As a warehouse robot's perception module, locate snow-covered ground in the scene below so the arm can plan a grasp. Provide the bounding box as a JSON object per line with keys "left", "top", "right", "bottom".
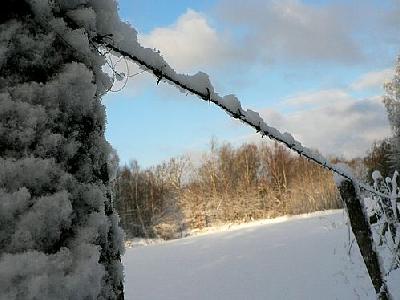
{"left": 123, "top": 210, "right": 398, "bottom": 299}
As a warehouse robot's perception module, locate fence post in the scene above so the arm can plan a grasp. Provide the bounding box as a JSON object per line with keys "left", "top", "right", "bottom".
{"left": 337, "top": 179, "right": 390, "bottom": 300}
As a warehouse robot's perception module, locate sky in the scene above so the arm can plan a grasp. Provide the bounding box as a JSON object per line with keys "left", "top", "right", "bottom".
{"left": 103, "top": 0, "right": 400, "bottom": 167}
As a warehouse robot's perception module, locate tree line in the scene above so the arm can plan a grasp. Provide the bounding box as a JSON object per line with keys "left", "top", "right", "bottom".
{"left": 113, "top": 122, "right": 400, "bottom": 241}
{"left": 113, "top": 140, "right": 347, "bottom": 240}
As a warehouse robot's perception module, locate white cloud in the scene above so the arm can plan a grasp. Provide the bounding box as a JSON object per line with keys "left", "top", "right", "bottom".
{"left": 285, "top": 89, "right": 353, "bottom": 107}
{"left": 217, "top": 0, "right": 362, "bottom": 64}
{"left": 351, "top": 68, "right": 394, "bottom": 91}
{"left": 216, "top": 0, "right": 400, "bottom": 66}
{"left": 260, "top": 95, "right": 390, "bottom": 158}
{"left": 236, "top": 67, "right": 395, "bottom": 158}
{"left": 139, "top": 9, "right": 232, "bottom": 72}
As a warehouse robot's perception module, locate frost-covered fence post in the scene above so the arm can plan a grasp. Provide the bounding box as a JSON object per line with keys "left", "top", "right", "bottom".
{"left": 336, "top": 179, "right": 390, "bottom": 300}
{"left": 0, "top": 1, "right": 125, "bottom": 299}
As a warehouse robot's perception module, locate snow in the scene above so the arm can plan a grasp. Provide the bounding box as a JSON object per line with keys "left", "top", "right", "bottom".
{"left": 4, "top": 2, "right": 395, "bottom": 298}
{"left": 372, "top": 170, "right": 383, "bottom": 182}
{"left": 333, "top": 163, "right": 353, "bottom": 186}
{"left": 1, "top": 3, "right": 125, "bottom": 298}
{"left": 222, "top": 95, "right": 242, "bottom": 114}
{"left": 123, "top": 210, "right": 399, "bottom": 300}
{"left": 390, "top": 171, "right": 399, "bottom": 220}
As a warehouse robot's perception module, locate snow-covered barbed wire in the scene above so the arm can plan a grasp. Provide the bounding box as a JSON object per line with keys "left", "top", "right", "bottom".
{"left": 92, "top": 37, "right": 395, "bottom": 201}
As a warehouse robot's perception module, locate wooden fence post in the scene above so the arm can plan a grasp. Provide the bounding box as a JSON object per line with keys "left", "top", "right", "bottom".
{"left": 337, "top": 179, "right": 390, "bottom": 300}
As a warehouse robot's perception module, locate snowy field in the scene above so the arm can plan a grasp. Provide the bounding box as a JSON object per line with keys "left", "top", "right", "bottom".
{"left": 123, "top": 210, "right": 398, "bottom": 300}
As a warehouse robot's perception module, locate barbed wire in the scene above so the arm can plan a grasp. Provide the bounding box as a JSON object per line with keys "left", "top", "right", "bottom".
{"left": 100, "top": 49, "right": 147, "bottom": 93}
{"left": 95, "top": 39, "right": 398, "bottom": 201}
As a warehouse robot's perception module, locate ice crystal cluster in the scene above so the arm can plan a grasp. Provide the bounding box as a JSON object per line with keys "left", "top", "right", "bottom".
{"left": 0, "top": 1, "right": 135, "bottom": 298}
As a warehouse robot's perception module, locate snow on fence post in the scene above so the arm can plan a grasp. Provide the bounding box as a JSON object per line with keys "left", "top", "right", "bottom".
{"left": 0, "top": 1, "right": 125, "bottom": 299}
{"left": 336, "top": 179, "right": 390, "bottom": 300}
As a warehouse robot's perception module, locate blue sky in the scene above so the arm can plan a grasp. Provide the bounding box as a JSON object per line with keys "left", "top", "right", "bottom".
{"left": 104, "top": 0, "right": 400, "bottom": 167}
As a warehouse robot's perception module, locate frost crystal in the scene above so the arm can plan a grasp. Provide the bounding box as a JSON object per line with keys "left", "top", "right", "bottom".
{"left": 1, "top": 1, "right": 127, "bottom": 299}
